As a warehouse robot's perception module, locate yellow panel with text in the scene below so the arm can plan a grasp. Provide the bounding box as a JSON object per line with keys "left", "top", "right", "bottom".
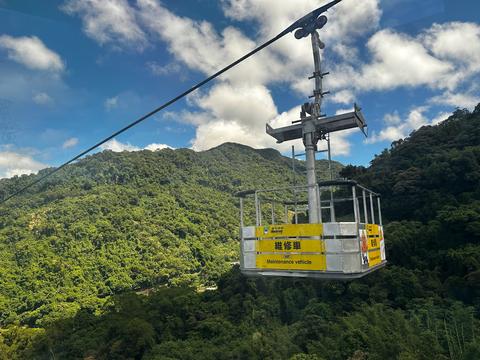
{"left": 367, "top": 237, "right": 381, "bottom": 250}
{"left": 256, "top": 254, "right": 326, "bottom": 271}
{"left": 256, "top": 239, "right": 324, "bottom": 253}
{"left": 366, "top": 224, "right": 380, "bottom": 236}
{"left": 255, "top": 224, "right": 323, "bottom": 238}
{"left": 368, "top": 249, "right": 382, "bottom": 267}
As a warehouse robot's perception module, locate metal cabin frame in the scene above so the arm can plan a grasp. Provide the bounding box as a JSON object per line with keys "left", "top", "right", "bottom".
{"left": 237, "top": 180, "right": 386, "bottom": 279}
{"left": 234, "top": 1, "right": 387, "bottom": 279}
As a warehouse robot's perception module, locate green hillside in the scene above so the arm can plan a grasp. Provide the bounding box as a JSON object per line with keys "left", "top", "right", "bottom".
{"left": 342, "top": 106, "right": 480, "bottom": 304}
{"left": 1, "top": 105, "right": 480, "bottom": 359}
{"left": 0, "top": 142, "right": 342, "bottom": 327}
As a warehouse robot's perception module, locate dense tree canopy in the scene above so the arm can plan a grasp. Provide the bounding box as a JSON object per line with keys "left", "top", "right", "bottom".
{"left": 0, "top": 143, "right": 341, "bottom": 327}
{"left": 0, "top": 105, "right": 479, "bottom": 359}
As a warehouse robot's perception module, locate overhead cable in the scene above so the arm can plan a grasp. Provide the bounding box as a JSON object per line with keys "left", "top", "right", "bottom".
{"left": 0, "top": 0, "right": 342, "bottom": 204}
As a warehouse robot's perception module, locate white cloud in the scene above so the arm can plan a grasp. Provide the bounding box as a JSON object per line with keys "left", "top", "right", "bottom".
{"left": 188, "top": 97, "right": 359, "bottom": 157}
{"left": 100, "top": 138, "right": 139, "bottom": 152}
{"left": 322, "top": 0, "right": 382, "bottom": 44}
{"left": 0, "top": 151, "right": 47, "bottom": 179}
{"left": 144, "top": 143, "right": 173, "bottom": 151}
{"left": 221, "top": 0, "right": 381, "bottom": 46}
{"left": 430, "top": 91, "right": 479, "bottom": 110}
{"left": 367, "top": 106, "right": 432, "bottom": 143}
{"left": 33, "top": 92, "right": 53, "bottom": 105}
{"left": 330, "top": 21, "right": 480, "bottom": 96}
{"left": 137, "top": 0, "right": 382, "bottom": 89}
{"left": 218, "top": 0, "right": 382, "bottom": 92}
{"left": 329, "top": 128, "right": 357, "bottom": 157}
{"left": 104, "top": 96, "right": 118, "bottom": 110}
{"left": 135, "top": 0, "right": 379, "bottom": 153}
{"left": 188, "top": 104, "right": 302, "bottom": 152}
{"left": 60, "top": 0, "right": 480, "bottom": 156}
{"left": 62, "top": 137, "right": 79, "bottom": 149}
{"left": 186, "top": 82, "right": 280, "bottom": 150}
{"left": 0, "top": 35, "right": 64, "bottom": 72}
{"left": 138, "top": 0, "right": 279, "bottom": 86}
{"left": 383, "top": 111, "right": 401, "bottom": 125}
{"left": 62, "top": 0, "right": 147, "bottom": 50}
{"left": 191, "top": 120, "right": 260, "bottom": 151}
{"left": 330, "top": 90, "right": 355, "bottom": 105}
{"left": 357, "top": 30, "right": 453, "bottom": 90}
{"left": 423, "top": 22, "right": 480, "bottom": 75}
{"left": 195, "top": 83, "right": 277, "bottom": 128}
{"left": 140, "top": 0, "right": 461, "bottom": 156}
{"left": 100, "top": 138, "right": 174, "bottom": 152}
{"left": 59, "top": 0, "right": 378, "bottom": 154}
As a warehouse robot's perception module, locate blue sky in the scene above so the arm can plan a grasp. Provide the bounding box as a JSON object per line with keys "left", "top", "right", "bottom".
{"left": 0, "top": 0, "right": 479, "bottom": 178}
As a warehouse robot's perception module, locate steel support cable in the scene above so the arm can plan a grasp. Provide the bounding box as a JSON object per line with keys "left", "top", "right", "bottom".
{"left": 0, "top": 0, "right": 342, "bottom": 205}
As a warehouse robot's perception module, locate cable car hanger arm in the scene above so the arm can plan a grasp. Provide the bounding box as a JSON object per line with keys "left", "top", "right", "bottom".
{"left": 282, "top": 0, "right": 343, "bottom": 38}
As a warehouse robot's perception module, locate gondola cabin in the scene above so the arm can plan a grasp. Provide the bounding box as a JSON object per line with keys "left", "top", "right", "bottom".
{"left": 235, "top": 7, "right": 387, "bottom": 279}
{"left": 237, "top": 180, "right": 386, "bottom": 279}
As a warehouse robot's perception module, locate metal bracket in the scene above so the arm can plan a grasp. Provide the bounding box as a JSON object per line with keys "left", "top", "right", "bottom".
{"left": 309, "top": 90, "right": 330, "bottom": 99}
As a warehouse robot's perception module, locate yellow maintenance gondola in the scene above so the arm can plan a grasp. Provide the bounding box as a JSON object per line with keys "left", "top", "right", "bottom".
{"left": 236, "top": 0, "right": 386, "bottom": 279}
{"left": 237, "top": 180, "right": 386, "bottom": 279}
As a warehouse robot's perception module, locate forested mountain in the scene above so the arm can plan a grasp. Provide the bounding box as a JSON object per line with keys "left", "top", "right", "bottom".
{"left": 1, "top": 105, "right": 480, "bottom": 359}
{"left": 0, "top": 142, "right": 341, "bottom": 327}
